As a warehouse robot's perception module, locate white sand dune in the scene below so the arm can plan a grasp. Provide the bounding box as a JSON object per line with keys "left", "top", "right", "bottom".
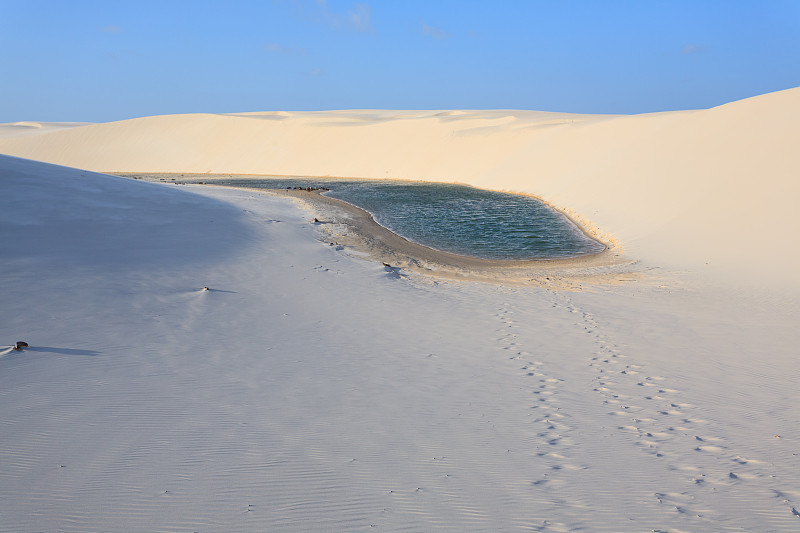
{"left": 1, "top": 88, "right": 798, "bottom": 288}
{"left": 1, "top": 88, "right": 799, "bottom": 531}
{"left": 0, "top": 121, "right": 93, "bottom": 139}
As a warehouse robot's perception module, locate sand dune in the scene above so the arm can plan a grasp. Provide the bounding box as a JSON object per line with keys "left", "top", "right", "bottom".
{"left": 0, "top": 121, "right": 93, "bottom": 139}
{"left": 1, "top": 154, "right": 799, "bottom": 531}
{"left": 5, "top": 90, "right": 798, "bottom": 288}
{"left": 1, "top": 90, "right": 799, "bottom": 531}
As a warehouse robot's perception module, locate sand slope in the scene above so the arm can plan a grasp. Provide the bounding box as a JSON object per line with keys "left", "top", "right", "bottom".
{"left": 2, "top": 155, "right": 799, "bottom": 531}
{"left": 2, "top": 87, "right": 800, "bottom": 530}
{"left": 2, "top": 87, "right": 798, "bottom": 288}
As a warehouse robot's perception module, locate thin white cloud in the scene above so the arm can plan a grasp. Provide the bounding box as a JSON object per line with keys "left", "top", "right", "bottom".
{"left": 420, "top": 21, "right": 450, "bottom": 40}
{"left": 100, "top": 25, "right": 123, "bottom": 34}
{"left": 348, "top": 3, "right": 374, "bottom": 32}
{"left": 292, "top": 0, "right": 374, "bottom": 33}
{"left": 682, "top": 43, "right": 706, "bottom": 55}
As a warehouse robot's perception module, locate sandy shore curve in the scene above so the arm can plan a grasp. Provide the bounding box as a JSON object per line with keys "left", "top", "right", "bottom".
{"left": 272, "top": 187, "right": 636, "bottom": 285}
{"left": 115, "top": 173, "right": 638, "bottom": 286}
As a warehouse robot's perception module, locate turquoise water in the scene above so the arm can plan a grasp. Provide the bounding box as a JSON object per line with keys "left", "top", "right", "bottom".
{"left": 182, "top": 177, "right": 604, "bottom": 260}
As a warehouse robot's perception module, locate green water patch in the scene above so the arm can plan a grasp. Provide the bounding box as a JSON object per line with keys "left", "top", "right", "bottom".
{"left": 145, "top": 175, "right": 605, "bottom": 260}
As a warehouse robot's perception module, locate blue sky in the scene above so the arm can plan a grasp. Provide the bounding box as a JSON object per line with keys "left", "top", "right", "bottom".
{"left": 1, "top": 0, "right": 799, "bottom": 122}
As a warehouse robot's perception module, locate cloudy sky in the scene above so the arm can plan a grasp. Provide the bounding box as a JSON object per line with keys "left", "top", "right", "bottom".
{"left": 1, "top": 0, "right": 799, "bottom": 122}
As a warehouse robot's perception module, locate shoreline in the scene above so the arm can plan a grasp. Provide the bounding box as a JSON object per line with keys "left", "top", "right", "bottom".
{"left": 114, "top": 171, "right": 608, "bottom": 249}
{"left": 113, "top": 173, "right": 637, "bottom": 286}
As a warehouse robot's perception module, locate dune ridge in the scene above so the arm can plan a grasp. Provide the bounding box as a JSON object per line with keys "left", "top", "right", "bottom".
{"left": 1, "top": 88, "right": 799, "bottom": 288}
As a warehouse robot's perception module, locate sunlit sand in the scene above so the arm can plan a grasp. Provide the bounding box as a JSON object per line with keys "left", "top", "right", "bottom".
{"left": 1, "top": 88, "right": 798, "bottom": 531}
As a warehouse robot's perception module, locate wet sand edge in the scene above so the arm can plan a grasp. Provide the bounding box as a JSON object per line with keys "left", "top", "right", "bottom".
{"left": 271, "top": 188, "right": 638, "bottom": 286}
{"left": 115, "top": 173, "right": 640, "bottom": 286}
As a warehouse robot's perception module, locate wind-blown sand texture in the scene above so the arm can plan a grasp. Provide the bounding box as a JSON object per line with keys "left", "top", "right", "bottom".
{"left": 1, "top": 88, "right": 799, "bottom": 531}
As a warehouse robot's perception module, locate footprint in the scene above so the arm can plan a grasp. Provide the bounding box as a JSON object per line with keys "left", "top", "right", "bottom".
{"left": 695, "top": 445, "right": 726, "bottom": 453}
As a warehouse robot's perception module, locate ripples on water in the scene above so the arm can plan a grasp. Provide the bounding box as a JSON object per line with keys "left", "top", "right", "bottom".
{"left": 180, "top": 177, "right": 605, "bottom": 260}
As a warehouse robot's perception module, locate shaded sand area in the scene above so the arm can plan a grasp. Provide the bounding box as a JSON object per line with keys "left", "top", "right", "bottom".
{"left": 1, "top": 88, "right": 800, "bottom": 531}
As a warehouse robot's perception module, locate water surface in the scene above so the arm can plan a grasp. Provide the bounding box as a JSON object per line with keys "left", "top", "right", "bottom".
{"left": 170, "top": 176, "right": 605, "bottom": 260}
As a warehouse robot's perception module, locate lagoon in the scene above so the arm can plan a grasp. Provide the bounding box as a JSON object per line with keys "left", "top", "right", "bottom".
{"left": 138, "top": 175, "right": 605, "bottom": 260}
